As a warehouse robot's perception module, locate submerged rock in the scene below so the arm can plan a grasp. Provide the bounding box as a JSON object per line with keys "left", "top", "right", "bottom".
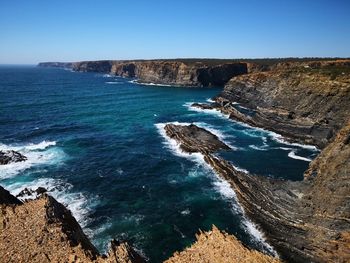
{"left": 0, "top": 150, "right": 27, "bottom": 165}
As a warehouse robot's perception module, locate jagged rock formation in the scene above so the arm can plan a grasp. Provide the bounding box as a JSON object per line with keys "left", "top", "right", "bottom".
{"left": 0, "top": 186, "right": 145, "bottom": 263}
{"left": 163, "top": 123, "right": 350, "bottom": 262}
{"left": 165, "top": 226, "right": 280, "bottom": 263}
{"left": 207, "top": 60, "right": 350, "bottom": 148}
{"left": 0, "top": 150, "right": 27, "bottom": 165}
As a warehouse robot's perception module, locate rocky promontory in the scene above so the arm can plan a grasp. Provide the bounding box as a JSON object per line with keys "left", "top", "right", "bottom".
{"left": 191, "top": 60, "right": 350, "bottom": 148}
{"left": 162, "top": 122, "right": 350, "bottom": 262}
{"left": 0, "top": 186, "right": 145, "bottom": 263}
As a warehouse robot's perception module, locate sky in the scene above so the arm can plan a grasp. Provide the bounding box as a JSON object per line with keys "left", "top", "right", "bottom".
{"left": 0, "top": 0, "right": 349, "bottom": 64}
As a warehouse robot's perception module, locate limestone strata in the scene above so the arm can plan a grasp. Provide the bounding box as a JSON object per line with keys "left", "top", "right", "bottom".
{"left": 165, "top": 226, "right": 280, "bottom": 263}
{"left": 163, "top": 123, "right": 350, "bottom": 262}
{"left": 212, "top": 60, "right": 350, "bottom": 148}
{"left": 0, "top": 186, "right": 145, "bottom": 263}
{"left": 71, "top": 60, "right": 249, "bottom": 87}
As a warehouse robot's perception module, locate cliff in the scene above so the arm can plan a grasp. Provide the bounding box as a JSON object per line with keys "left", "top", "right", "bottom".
{"left": 191, "top": 59, "right": 350, "bottom": 148}
{"left": 162, "top": 118, "right": 350, "bottom": 262}
{"left": 72, "top": 60, "right": 249, "bottom": 86}
{"left": 0, "top": 186, "right": 145, "bottom": 263}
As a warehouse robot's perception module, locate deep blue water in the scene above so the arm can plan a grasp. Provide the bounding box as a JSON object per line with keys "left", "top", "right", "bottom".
{"left": 0, "top": 66, "right": 318, "bottom": 262}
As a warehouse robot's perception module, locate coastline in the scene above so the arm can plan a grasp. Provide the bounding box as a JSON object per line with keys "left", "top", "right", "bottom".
{"left": 1, "top": 58, "right": 349, "bottom": 262}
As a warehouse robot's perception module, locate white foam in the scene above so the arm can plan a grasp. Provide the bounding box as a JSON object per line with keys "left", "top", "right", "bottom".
{"left": 181, "top": 209, "right": 191, "bottom": 215}
{"left": 155, "top": 122, "right": 205, "bottom": 164}
{"left": 105, "top": 81, "right": 123, "bottom": 85}
{"left": 129, "top": 79, "right": 175, "bottom": 87}
{"left": 102, "top": 74, "right": 113, "bottom": 78}
{"left": 0, "top": 141, "right": 64, "bottom": 179}
{"left": 5, "top": 178, "right": 95, "bottom": 229}
{"left": 210, "top": 170, "right": 276, "bottom": 255}
{"left": 184, "top": 102, "right": 319, "bottom": 152}
{"left": 0, "top": 140, "right": 56, "bottom": 152}
{"left": 184, "top": 102, "right": 229, "bottom": 120}
{"left": 288, "top": 151, "right": 312, "bottom": 162}
{"left": 249, "top": 144, "right": 268, "bottom": 151}
{"left": 243, "top": 220, "right": 277, "bottom": 256}
{"left": 155, "top": 122, "right": 278, "bottom": 256}
{"left": 270, "top": 133, "right": 319, "bottom": 151}
{"left": 206, "top": 98, "right": 215, "bottom": 103}
{"left": 279, "top": 147, "right": 293, "bottom": 151}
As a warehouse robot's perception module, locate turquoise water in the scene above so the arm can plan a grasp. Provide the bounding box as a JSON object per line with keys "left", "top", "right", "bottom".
{"left": 0, "top": 66, "right": 318, "bottom": 262}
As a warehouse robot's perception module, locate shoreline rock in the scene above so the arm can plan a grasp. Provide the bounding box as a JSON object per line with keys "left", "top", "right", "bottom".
{"left": 0, "top": 186, "right": 145, "bottom": 263}
{"left": 162, "top": 123, "right": 350, "bottom": 262}
{"left": 212, "top": 60, "right": 350, "bottom": 148}
{"left": 0, "top": 150, "right": 27, "bottom": 165}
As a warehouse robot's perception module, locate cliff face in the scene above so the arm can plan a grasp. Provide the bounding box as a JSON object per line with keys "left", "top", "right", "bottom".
{"left": 0, "top": 186, "right": 145, "bottom": 263}
{"left": 163, "top": 122, "right": 350, "bottom": 262}
{"left": 72, "top": 60, "right": 249, "bottom": 86}
{"left": 213, "top": 60, "right": 350, "bottom": 148}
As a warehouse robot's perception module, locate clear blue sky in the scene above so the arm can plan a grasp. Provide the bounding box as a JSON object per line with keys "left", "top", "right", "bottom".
{"left": 0, "top": 0, "right": 349, "bottom": 64}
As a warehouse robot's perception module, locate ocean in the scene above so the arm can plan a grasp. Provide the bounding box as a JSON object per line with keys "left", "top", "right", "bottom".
{"left": 0, "top": 66, "right": 318, "bottom": 262}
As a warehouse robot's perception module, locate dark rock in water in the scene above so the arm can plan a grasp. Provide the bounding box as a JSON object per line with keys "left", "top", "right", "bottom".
{"left": 163, "top": 123, "right": 350, "bottom": 262}
{"left": 16, "top": 187, "right": 48, "bottom": 199}
{"left": 36, "top": 187, "right": 47, "bottom": 195}
{"left": 0, "top": 150, "right": 27, "bottom": 165}
{"left": 164, "top": 124, "right": 230, "bottom": 154}
{"left": 191, "top": 102, "right": 215, "bottom": 110}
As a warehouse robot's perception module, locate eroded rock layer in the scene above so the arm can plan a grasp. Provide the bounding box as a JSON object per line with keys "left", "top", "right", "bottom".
{"left": 212, "top": 60, "right": 350, "bottom": 148}
{"left": 70, "top": 60, "right": 249, "bottom": 87}
{"left": 163, "top": 123, "right": 350, "bottom": 262}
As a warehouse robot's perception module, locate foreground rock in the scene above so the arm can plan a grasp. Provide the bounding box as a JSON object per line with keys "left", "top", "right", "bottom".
{"left": 0, "top": 150, "right": 27, "bottom": 165}
{"left": 163, "top": 123, "right": 350, "bottom": 262}
{"left": 165, "top": 226, "right": 280, "bottom": 263}
{"left": 0, "top": 186, "right": 145, "bottom": 263}
{"left": 209, "top": 60, "right": 350, "bottom": 148}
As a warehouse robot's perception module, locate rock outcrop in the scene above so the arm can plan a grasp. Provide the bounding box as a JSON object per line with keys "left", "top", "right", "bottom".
{"left": 0, "top": 186, "right": 145, "bottom": 263}
{"left": 0, "top": 150, "right": 27, "bottom": 165}
{"left": 208, "top": 60, "right": 350, "bottom": 148}
{"left": 71, "top": 60, "right": 249, "bottom": 87}
{"left": 162, "top": 123, "right": 350, "bottom": 262}
{"left": 165, "top": 226, "right": 280, "bottom": 263}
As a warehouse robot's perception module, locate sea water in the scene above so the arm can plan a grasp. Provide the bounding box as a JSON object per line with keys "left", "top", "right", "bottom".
{"left": 0, "top": 66, "right": 318, "bottom": 262}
